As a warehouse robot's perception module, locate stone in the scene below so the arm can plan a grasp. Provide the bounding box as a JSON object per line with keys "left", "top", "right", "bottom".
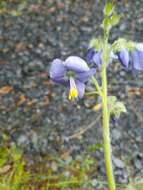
{"left": 112, "top": 129, "right": 122, "bottom": 141}
{"left": 113, "top": 156, "right": 125, "bottom": 169}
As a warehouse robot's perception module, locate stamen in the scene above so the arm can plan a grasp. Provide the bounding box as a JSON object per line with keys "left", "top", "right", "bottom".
{"left": 69, "top": 88, "right": 78, "bottom": 100}
{"left": 68, "top": 77, "right": 78, "bottom": 101}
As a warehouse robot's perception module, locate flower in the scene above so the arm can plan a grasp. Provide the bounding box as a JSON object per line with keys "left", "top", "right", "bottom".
{"left": 117, "top": 44, "right": 143, "bottom": 71}
{"left": 86, "top": 48, "right": 102, "bottom": 67}
{"left": 86, "top": 48, "right": 114, "bottom": 68}
{"left": 117, "top": 49, "right": 129, "bottom": 68}
{"left": 130, "top": 43, "right": 143, "bottom": 71}
{"left": 50, "top": 56, "right": 95, "bottom": 100}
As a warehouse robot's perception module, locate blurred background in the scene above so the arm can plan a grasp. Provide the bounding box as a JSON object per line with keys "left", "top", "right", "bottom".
{"left": 0, "top": 0, "right": 143, "bottom": 189}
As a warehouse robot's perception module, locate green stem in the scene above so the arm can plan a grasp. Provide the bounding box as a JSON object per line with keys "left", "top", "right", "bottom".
{"left": 102, "top": 36, "right": 116, "bottom": 190}
{"left": 85, "top": 91, "right": 99, "bottom": 96}
{"left": 91, "top": 76, "right": 102, "bottom": 97}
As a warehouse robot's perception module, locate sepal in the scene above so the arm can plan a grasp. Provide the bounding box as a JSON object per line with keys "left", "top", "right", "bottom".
{"left": 107, "top": 96, "right": 127, "bottom": 119}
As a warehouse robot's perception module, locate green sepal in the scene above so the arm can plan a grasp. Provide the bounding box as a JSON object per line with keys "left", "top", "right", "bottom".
{"left": 107, "top": 96, "right": 127, "bottom": 119}
{"left": 89, "top": 38, "right": 103, "bottom": 51}
{"left": 111, "top": 38, "right": 136, "bottom": 52}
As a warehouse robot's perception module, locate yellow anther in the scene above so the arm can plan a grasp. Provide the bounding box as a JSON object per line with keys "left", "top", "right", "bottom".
{"left": 68, "top": 88, "right": 78, "bottom": 101}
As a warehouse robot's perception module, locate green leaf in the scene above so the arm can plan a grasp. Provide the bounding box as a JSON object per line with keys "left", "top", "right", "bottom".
{"left": 11, "top": 145, "right": 22, "bottom": 161}
{"left": 135, "top": 179, "right": 143, "bottom": 190}
{"left": 87, "top": 143, "right": 103, "bottom": 152}
{"left": 126, "top": 179, "right": 143, "bottom": 190}
{"left": 0, "top": 147, "right": 9, "bottom": 167}
{"left": 0, "top": 2, "right": 7, "bottom": 9}
{"left": 102, "top": 18, "right": 112, "bottom": 32}
{"left": 17, "top": 1, "right": 27, "bottom": 11}
{"left": 10, "top": 10, "right": 21, "bottom": 17}
{"left": 110, "top": 13, "right": 121, "bottom": 26}
{"left": 104, "top": 2, "right": 114, "bottom": 16}
{"left": 102, "top": 13, "right": 121, "bottom": 32}
{"left": 126, "top": 183, "right": 136, "bottom": 190}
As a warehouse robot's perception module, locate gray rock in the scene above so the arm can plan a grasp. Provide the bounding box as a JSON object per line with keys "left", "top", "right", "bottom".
{"left": 51, "top": 162, "right": 58, "bottom": 172}
{"left": 112, "top": 129, "right": 122, "bottom": 141}
{"left": 119, "top": 23, "right": 126, "bottom": 31}
{"left": 134, "top": 158, "right": 142, "bottom": 170}
{"left": 17, "top": 135, "right": 29, "bottom": 145}
{"left": 91, "top": 179, "right": 97, "bottom": 187}
{"left": 113, "top": 156, "right": 125, "bottom": 169}
{"left": 23, "top": 60, "right": 44, "bottom": 73}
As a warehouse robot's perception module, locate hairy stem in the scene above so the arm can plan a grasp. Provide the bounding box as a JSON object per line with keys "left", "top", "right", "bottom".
{"left": 102, "top": 36, "right": 116, "bottom": 190}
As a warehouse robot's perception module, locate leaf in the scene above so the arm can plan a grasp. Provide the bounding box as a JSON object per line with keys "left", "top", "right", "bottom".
{"left": 104, "top": 2, "right": 114, "bottom": 16}
{"left": 110, "top": 13, "right": 121, "bottom": 26}
{"left": 11, "top": 145, "right": 22, "bottom": 161}
{"left": 135, "top": 179, "right": 143, "bottom": 190}
{"left": 102, "top": 13, "right": 121, "bottom": 32}
{"left": 10, "top": 10, "right": 21, "bottom": 16}
{"left": 0, "top": 86, "right": 13, "bottom": 95}
{"left": 136, "top": 183, "right": 143, "bottom": 190}
{"left": 87, "top": 143, "right": 103, "bottom": 152}
{"left": 102, "top": 18, "right": 112, "bottom": 32}
{"left": 126, "top": 183, "right": 136, "bottom": 190}
{"left": 17, "top": 1, "right": 27, "bottom": 11}
{"left": 126, "top": 179, "right": 143, "bottom": 190}
{"left": 0, "top": 165, "right": 11, "bottom": 174}
{"left": 0, "top": 183, "right": 10, "bottom": 190}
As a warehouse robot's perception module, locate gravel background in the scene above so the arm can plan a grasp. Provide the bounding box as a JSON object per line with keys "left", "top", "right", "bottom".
{"left": 0, "top": 0, "right": 143, "bottom": 187}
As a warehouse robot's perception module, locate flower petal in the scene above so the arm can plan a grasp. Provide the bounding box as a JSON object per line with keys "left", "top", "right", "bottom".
{"left": 117, "top": 49, "right": 129, "bottom": 68}
{"left": 86, "top": 48, "right": 102, "bottom": 67}
{"left": 76, "top": 68, "right": 96, "bottom": 82}
{"left": 75, "top": 80, "right": 85, "bottom": 99}
{"left": 86, "top": 48, "right": 96, "bottom": 64}
{"left": 69, "top": 77, "right": 76, "bottom": 89}
{"left": 64, "top": 56, "right": 89, "bottom": 72}
{"left": 110, "top": 51, "right": 118, "bottom": 60}
{"left": 136, "top": 43, "right": 143, "bottom": 51}
{"left": 130, "top": 50, "right": 143, "bottom": 71}
{"left": 51, "top": 77, "right": 68, "bottom": 85}
{"left": 92, "top": 50, "right": 102, "bottom": 66}
{"left": 50, "top": 58, "right": 66, "bottom": 79}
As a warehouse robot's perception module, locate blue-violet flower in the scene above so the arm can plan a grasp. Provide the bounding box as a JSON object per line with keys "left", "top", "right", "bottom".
{"left": 130, "top": 43, "right": 143, "bottom": 71}
{"left": 117, "top": 44, "right": 143, "bottom": 71}
{"left": 50, "top": 56, "right": 95, "bottom": 100}
{"left": 117, "top": 49, "right": 129, "bottom": 68}
{"left": 86, "top": 48, "right": 102, "bottom": 67}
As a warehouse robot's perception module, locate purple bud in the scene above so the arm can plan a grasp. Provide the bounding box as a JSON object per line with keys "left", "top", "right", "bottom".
{"left": 86, "top": 48, "right": 102, "bottom": 67}
{"left": 117, "top": 49, "right": 129, "bottom": 68}
{"left": 130, "top": 50, "right": 143, "bottom": 71}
